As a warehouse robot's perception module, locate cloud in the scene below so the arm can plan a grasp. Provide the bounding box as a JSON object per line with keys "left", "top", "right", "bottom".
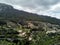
{"left": 0, "top": 0, "right": 60, "bottom": 10}
{"left": 44, "top": 3, "right": 60, "bottom": 19}
{"left": 0, "top": 0, "right": 60, "bottom": 19}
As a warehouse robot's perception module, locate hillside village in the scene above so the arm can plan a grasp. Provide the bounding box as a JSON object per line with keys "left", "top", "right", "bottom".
{"left": 18, "top": 20, "right": 60, "bottom": 33}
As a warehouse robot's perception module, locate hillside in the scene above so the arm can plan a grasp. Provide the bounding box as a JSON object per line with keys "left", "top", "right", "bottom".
{"left": 0, "top": 3, "right": 60, "bottom": 45}
{"left": 0, "top": 3, "right": 60, "bottom": 25}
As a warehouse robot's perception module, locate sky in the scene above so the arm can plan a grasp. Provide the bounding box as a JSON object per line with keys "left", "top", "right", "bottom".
{"left": 0, "top": 0, "right": 60, "bottom": 19}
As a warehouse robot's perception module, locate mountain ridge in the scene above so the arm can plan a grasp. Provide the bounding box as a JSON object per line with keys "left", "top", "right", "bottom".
{"left": 0, "top": 3, "right": 60, "bottom": 25}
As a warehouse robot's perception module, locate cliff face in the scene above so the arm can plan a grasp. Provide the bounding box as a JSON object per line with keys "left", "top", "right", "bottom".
{"left": 0, "top": 3, "right": 13, "bottom": 12}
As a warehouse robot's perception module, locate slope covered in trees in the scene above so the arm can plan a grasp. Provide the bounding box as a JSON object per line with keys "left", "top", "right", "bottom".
{"left": 0, "top": 3, "right": 60, "bottom": 25}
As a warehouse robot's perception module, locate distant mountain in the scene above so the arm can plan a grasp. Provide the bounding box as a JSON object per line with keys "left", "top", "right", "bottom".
{"left": 0, "top": 3, "right": 60, "bottom": 25}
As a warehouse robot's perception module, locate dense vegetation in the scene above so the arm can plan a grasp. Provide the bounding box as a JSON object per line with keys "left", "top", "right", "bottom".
{"left": 0, "top": 22, "right": 60, "bottom": 45}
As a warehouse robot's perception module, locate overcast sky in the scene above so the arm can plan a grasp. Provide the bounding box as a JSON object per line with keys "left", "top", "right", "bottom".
{"left": 0, "top": 0, "right": 60, "bottom": 19}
